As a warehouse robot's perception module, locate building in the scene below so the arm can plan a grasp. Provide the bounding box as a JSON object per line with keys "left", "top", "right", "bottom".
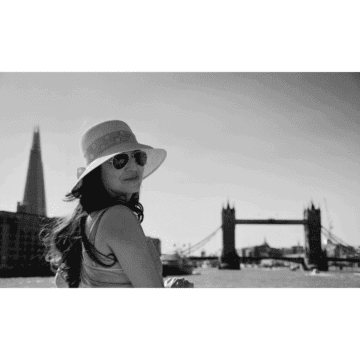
{"left": 0, "top": 210, "right": 53, "bottom": 276}
{"left": 17, "top": 127, "right": 47, "bottom": 216}
{"left": 241, "top": 238, "right": 283, "bottom": 258}
{"left": 0, "top": 127, "right": 53, "bottom": 277}
{"left": 241, "top": 239, "right": 304, "bottom": 259}
{"left": 240, "top": 247, "right": 253, "bottom": 257}
{"left": 325, "top": 239, "right": 356, "bottom": 258}
{"left": 281, "top": 243, "right": 305, "bottom": 256}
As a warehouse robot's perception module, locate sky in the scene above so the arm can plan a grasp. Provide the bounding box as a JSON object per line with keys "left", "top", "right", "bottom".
{"left": 0, "top": 72, "right": 359, "bottom": 255}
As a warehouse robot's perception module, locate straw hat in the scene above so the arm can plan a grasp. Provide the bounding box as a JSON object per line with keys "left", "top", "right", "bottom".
{"left": 71, "top": 120, "right": 167, "bottom": 193}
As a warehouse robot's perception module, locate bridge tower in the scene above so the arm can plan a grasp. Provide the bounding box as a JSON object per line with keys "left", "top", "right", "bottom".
{"left": 304, "top": 203, "right": 328, "bottom": 271}
{"left": 220, "top": 202, "right": 240, "bottom": 269}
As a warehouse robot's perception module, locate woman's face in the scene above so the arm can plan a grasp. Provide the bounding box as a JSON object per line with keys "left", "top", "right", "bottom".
{"left": 100, "top": 150, "right": 145, "bottom": 201}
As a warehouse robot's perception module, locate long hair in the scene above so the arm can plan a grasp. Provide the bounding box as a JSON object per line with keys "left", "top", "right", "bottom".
{"left": 41, "top": 166, "right": 144, "bottom": 288}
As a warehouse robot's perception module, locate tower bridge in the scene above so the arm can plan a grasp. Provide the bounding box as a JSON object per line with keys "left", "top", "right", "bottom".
{"left": 221, "top": 202, "right": 328, "bottom": 271}
{"left": 185, "top": 203, "right": 359, "bottom": 271}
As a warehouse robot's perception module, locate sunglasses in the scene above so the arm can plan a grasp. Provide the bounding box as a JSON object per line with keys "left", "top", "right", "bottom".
{"left": 109, "top": 151, "right": 147, "bottom": 170}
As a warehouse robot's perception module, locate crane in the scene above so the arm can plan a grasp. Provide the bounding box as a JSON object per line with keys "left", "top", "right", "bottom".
{"left": 323, "top": 198, "right": 333, "bottom": 244}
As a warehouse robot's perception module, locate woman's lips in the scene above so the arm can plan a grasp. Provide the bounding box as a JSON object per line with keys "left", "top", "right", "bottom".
{"left": 124, "top": 176, "right": 139, "bottom": 181}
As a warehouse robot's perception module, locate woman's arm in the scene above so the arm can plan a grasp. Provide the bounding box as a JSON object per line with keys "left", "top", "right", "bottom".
{"left": 164, "top": 277, "right": 194, "bottom": 288}
{"left": 98, "top": 205, "right": 164, "bottom": 288}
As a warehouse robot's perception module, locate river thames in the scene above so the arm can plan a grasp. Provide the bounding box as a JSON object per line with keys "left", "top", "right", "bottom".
{"left": 1, "top": 267, "right": 360, "bottom": 287}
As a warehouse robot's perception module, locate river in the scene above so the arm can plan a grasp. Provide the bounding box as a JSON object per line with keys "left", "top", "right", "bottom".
{"left": 1, "top": 267, "right": 360, "bottom": 287}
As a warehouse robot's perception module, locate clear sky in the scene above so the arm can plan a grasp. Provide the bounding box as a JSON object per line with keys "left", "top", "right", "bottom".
{"left": 0, "top": 72, "right": 359, "bottom": 255}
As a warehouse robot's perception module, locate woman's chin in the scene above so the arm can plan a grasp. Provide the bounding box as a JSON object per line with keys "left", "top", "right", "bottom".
{"left": 125, "top": 182, "right": 141, "bottom": 192}
{"left": 117, "top": 185, "right": 141, "bottom": 197}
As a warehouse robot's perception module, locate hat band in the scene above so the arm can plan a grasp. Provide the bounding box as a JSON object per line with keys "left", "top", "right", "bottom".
{"left": 85, "top": 130, "right": 137, "bottom": 164}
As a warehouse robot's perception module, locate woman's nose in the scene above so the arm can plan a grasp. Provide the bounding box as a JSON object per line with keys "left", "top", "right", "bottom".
{"left": 125, "top": 154, "right": 138, "bottom": 169}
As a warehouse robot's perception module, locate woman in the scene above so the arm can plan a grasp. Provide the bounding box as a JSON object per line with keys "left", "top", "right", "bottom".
{"left": 42, "top": 119, "right": 194, "bottom": 288}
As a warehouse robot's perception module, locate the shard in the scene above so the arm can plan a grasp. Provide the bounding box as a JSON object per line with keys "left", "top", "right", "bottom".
{"left": 17, "top": 126, "right": 47, "bottom": 216}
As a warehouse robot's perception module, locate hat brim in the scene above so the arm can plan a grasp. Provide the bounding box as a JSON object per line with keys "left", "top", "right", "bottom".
{"left": 71, "top": 143, "right": 167, "bottom": 194}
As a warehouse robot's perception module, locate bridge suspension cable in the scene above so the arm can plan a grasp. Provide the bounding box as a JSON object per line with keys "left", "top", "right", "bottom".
{"left": 321, "top": 226, "right": 352, "bottom": 248}
{"left": 181, "top": 225, "right": 222, "bottom": 256}
{"left": 321, "top": 226, "right": 358, "bottom": 256}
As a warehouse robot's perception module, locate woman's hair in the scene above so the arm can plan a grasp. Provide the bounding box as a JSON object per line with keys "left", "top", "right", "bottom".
{"left": 41, "top": 166, "right": 144, "bottom": 288}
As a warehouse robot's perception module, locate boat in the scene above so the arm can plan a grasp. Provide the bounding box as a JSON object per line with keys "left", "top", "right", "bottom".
{"left": 161, "top": 253, "right": 196, "bottom": 277}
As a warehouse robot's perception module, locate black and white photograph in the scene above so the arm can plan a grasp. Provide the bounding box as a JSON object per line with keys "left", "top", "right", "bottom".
{"left": 1, "top": 2, "right": 359, "bottom": 359}
{"left": 0, "top": 72, "right": 359, "bottom": 289}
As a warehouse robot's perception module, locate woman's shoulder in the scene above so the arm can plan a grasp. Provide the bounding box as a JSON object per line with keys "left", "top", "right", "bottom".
{"left": 103, "top": 204, "right": 137, "bottom": 219}
{"left": 102, "top": 204, "right": 145, "bottom": 246}
{"left": 89, "top": 205, "right": 135, "bottom": 221}
{"left": 99, "top": 205, "right": 139, "bottom": 232}
{"left": 86, "top": 205, "right": 136, "bottom": 237}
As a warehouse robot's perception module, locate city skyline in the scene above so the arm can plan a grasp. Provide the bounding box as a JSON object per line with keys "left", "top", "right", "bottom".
{"left": 0, "top": 73, "right": 359, "bottom": 255}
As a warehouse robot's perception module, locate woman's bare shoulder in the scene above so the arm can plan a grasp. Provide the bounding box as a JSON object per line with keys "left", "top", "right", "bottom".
{"left": 95, "top": 207, "right": 163, "bottom": 288}
{"left": 86, "top": 206, "right": 133, "bottom": 235}
{"left": 102, "top": 204, "right": 138, "bottom": 221}
{"left": 99, "top": 205, "right": 140, "bottom": 238}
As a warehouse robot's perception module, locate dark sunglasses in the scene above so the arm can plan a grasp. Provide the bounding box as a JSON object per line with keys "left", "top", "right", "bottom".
{"left": 109, "top": 151, "right": 147, "bottom": 170}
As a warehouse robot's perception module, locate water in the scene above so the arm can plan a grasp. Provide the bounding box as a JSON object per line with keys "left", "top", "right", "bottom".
{"left": 1, "top": 267, "right": 360, "bottom": 287}
{"left": 0, "top": 276, "right": 56, "bottom": 288}
{"left": 180, "top": 267, "right": 360, "bottom": 288}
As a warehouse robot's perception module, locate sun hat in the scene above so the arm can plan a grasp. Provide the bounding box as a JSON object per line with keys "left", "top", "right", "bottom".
{"left": 71, "top": 120, "right": 167, "bottom": 193}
